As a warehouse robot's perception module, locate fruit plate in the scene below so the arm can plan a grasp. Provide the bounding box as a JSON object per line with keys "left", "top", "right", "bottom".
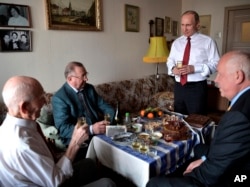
{"left": 112, "top": 132, "right": 136, "bottom": 146}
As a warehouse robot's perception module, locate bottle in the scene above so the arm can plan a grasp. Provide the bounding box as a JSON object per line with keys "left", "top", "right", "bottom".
{"left": 124, "top": 112, "right": 131, "bottom": 129}
{"left": 114, "top": 101, "right": 122, "bottom": 125}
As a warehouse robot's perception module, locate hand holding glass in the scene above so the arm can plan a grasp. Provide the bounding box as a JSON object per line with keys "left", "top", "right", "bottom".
{"left": 77, "top": 117, "right": 88, "bottom": 148}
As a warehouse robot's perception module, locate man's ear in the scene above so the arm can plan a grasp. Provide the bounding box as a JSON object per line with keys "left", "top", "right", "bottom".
{"left": 19, "top": 101, "right": 29, "bottom": 114}
{"left": 236, "top": 70, "right": 244, "bottom": 84}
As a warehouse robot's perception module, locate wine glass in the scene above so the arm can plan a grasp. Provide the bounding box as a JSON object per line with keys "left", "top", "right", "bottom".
{"left": 104, "top": 113, "right": 111, "bottom": 123}
{"left": 77, "top": 117, "right": 88, "bottom": 148}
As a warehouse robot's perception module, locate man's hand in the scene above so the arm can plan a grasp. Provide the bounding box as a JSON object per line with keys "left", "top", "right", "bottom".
{"left": 72, "top": 124, "right": 89, "bottom": 146}
{"left": 92, "top": 120, "right": 109, "bottom": 134}
{"left": 183, "top": 159, "right": 204, "bottom": 175}
{"left": 172, "top": 65, "right": 194, "bottom": 75}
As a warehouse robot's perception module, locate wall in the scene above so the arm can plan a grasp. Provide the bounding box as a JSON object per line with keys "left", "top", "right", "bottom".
{"left": 0, "top": 0, "right": 249, "bottom": 97}
{"left": 0, "top": 0, "right": 181, "bottom": 95}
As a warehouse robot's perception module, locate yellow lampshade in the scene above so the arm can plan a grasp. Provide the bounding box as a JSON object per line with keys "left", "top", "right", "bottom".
{"left": 143, "top": 37, "right": 169, "bottom": 63}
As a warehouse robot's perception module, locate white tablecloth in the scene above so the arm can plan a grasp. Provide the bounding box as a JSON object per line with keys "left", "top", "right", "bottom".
{"left": 86, "top": 134, "right": 198, "bottom": 187}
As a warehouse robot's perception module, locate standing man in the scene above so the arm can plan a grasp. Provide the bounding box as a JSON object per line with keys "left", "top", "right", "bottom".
{"left": 167, "top": 10, "right": 220, "bottom": 115}
{"left": 147, "top": 50, "right": 250, "bottom": 187}
{"left": 0, "top": 76, "right": 116, "bottom": 187}
{"left": 52, "top": 61, "right": 115, "bottom": 156}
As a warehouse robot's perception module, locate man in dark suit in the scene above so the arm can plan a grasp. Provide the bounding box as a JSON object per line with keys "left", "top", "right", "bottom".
{"left": 52, "top": 61, "right": 115, "bottom": 158}
{"left": 146, "top": 50, "right": 250, "bottom": 187}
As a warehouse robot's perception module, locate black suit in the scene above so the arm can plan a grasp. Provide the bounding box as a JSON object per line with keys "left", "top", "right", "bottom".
{"left": 147, "top": 89, "right": 250, "bottom": 187}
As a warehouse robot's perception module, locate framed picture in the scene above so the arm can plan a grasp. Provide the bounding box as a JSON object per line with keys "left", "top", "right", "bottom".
{"left": 155, "top": 17, "right": 164, "bottom": 36}
{"left": 199, "top": 15, "right": 211, "bottom": 36}
{"left": 125, "top": 4, "right": 139, "bottom": 32}
{"left": 164, "top": 16, "right": 171, "bottom": 33}
{"left": 45, "top": 0, "right": 103, "bottom": 31}
{"left": 172, "top": 20, "right": 178, "bottom": 36}
{"left": 0, "top": 3, "right": 31, "bottom": 27}
{"left": 0, "top": 29, "right": 32, "bottom": 52}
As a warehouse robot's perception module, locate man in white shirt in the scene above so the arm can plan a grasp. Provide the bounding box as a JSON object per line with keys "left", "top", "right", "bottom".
{"left": 167, "top": 10, "right": 220, "bottom": 115}
{"left": 0, "top": 76, "right": 115, "bottom": 187}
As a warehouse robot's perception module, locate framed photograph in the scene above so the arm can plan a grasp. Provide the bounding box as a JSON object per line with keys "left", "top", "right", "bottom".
{"left": 199, "top": 15, "right": 211, "bottom": 36}
{"left": 45, "top": 0, "right": 103, "bottom": 31}
{"left": 0, "top": 29, "right": 32, "bottom": 52}
{"left": 164, "top": 16, "right": 171, "bottom": 33}
{"left": 155, "top": 17, "right": 164, "bottom": 36}
{"left": 172, "top": 20, "right": 178, "bottom": 36}
{"left": 125, "top": 4, "right": 139, "bottom": 32}
{"left": 0, "top": 3, "right": 31, "bottom": 27}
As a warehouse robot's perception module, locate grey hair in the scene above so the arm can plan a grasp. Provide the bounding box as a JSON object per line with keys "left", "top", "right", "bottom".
{"left": 64, "top": 61, "right": 85, "bottom": 78}
{"left": 227, "top": 51, "right": 250, "bottom": 80}
{"left": 182, "top": 10, "right": 200, "bottom": 23}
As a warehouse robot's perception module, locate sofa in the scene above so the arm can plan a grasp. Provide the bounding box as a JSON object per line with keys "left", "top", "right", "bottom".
{"left": 0, "top": 74, "right": 175, "bottom": 149}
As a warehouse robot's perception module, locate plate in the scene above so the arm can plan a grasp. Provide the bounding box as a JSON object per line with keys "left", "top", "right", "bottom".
{"left": 112, "top": 132, "right": 136, "bottom": 146}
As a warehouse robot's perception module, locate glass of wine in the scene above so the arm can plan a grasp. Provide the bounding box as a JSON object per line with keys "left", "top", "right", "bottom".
{"left": 104, "top": 113, "right": 111, "bottom": 123}
{"left": 77, "top": 117, "right": 88, "bottom": 148}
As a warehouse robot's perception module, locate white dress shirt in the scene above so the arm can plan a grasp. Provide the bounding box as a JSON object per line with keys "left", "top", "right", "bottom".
{"left": 167, "top": 32, "right": 220, "bottom": 82}
{"left": 0, "top": 114, "right": 73, "bottom": 187}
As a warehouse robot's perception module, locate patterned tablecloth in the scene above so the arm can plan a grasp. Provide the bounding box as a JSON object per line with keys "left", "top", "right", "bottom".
{"left": 86, "top": 133, "right": 199, "bottom": 187}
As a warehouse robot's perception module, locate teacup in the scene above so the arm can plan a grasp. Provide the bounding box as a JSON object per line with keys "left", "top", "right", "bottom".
{"left": 132, "top": 123, "right": 143, "bottom": 133}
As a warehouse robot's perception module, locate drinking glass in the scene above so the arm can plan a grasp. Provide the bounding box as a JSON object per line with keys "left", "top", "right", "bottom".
{"left": 77, "top": 117, "right": 88, "bottom": 148}
{"left": 104, "top": 113, "right": 111, "bottom": 123}
{"left": 176, "top": 60, "right": 183, "bottom": 68}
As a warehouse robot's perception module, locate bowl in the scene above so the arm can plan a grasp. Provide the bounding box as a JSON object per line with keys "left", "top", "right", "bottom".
{"left": 151, "top": 131, "right": 163, "bottom": 141}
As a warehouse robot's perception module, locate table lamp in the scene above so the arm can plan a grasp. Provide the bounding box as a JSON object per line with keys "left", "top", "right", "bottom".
{"left": 143, "top": 37, "right": 169, "bottom": 79}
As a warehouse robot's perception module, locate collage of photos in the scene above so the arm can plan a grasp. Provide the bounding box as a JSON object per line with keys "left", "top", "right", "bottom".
{"left": 0, "top": 3, "right": 31, "bottom": 52}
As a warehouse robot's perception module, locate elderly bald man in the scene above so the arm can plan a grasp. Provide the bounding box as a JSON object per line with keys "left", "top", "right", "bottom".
{"left": 0, "top": 76, "right": 116, "bottom": 187}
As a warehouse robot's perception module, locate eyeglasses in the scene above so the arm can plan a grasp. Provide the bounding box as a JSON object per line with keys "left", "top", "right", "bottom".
{"left": 71, "top": 72, "right": 88, "bottom": 80}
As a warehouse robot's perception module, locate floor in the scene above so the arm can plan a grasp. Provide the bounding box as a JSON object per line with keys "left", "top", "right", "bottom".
{"left": 98, "top": 164, "right": 137, "bottom": 187}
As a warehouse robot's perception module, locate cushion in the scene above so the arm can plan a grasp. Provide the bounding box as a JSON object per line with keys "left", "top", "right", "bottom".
{"left": 152, "top": 91, "right": 174, "bottom": 111}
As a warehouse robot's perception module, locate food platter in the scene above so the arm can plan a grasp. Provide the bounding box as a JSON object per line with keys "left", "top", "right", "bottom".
{"left": 112, "top": 132, "right": 136, "bottom": 146}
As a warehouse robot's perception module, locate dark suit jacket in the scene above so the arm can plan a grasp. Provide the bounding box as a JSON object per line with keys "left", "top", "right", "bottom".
{"left": 186, "top": 89, "right": 250, "bottom": 187}
{"left": 52, "top": 83, "right": 115, "bottom": 145}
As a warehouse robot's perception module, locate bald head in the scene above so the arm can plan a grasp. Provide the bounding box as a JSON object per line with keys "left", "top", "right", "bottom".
{"left": 2, "top": 76, "right": 45, "bottom": 119}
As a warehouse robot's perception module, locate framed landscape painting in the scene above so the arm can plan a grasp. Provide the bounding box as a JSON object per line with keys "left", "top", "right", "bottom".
{"left": 0, "top": 3, "right": 31, "bottom": 27}
{"left": 0, "top": 29, "right": 32, "bottom": 52}
{"left": 45, "top": 0, "right": 103, "bottom": 31}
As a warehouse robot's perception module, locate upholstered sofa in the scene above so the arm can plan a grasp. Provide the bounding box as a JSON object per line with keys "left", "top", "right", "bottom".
{"left": 0, "top": 74, "right": 175, "bottom": 149}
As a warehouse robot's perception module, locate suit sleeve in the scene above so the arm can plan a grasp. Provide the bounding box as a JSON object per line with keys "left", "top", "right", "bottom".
{"left": 186, "top": 111, "right": 250, "bottom": 186}
{"left": 51, "top": 95, "right": 75, "bottom": 141}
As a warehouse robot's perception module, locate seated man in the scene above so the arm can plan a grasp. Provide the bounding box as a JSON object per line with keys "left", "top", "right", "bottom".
{"left": 146, "top": 51, "right": 250, "bottom": 187}
{"left": 52, "top": 61, "right": 115, "bottom": 155}
{"left": 0, "top": 76, "right": 116, "bottom": 187}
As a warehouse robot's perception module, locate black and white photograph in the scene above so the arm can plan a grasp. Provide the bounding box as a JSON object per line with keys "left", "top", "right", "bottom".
{"left": 0, "top": 29, "right": 32, "bottom": 52}
{"left": 0, "top": 3, "right": 31, "bottom": 27}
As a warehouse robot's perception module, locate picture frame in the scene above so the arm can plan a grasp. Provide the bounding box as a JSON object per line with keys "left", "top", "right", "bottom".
{"left": 155, "top": 17, "right": 164, "bottom": 36}
{"left": 125, "top": 4, "right": 139, "bottom": 32}
{"left": 164, "top": 16, "right": 171, "bottom": 34}
{"left": 199, "top": 15, "right": 211, "bottom": 36}
{"left": 0, "top": 3, "right": 31, "bottom": 27}
{"left": 45, "top": 0, "right": 103, "bottom": 31}
{"left": 0, "top": 29, "right": 32, "bottom": 52}
{"left": 172, "top": 20, "right": 178, "bottom": 36}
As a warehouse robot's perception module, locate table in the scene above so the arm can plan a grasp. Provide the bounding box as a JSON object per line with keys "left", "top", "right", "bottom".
{"left": 86, "top": 133, "right": 199, "bottom": 187}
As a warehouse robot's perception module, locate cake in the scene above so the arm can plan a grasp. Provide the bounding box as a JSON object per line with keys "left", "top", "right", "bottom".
{"left": 162, "top": 116, "right": 189, "bottom": 141}
{"left": 185, "top": 114, "right": 211, "bottom": 128}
